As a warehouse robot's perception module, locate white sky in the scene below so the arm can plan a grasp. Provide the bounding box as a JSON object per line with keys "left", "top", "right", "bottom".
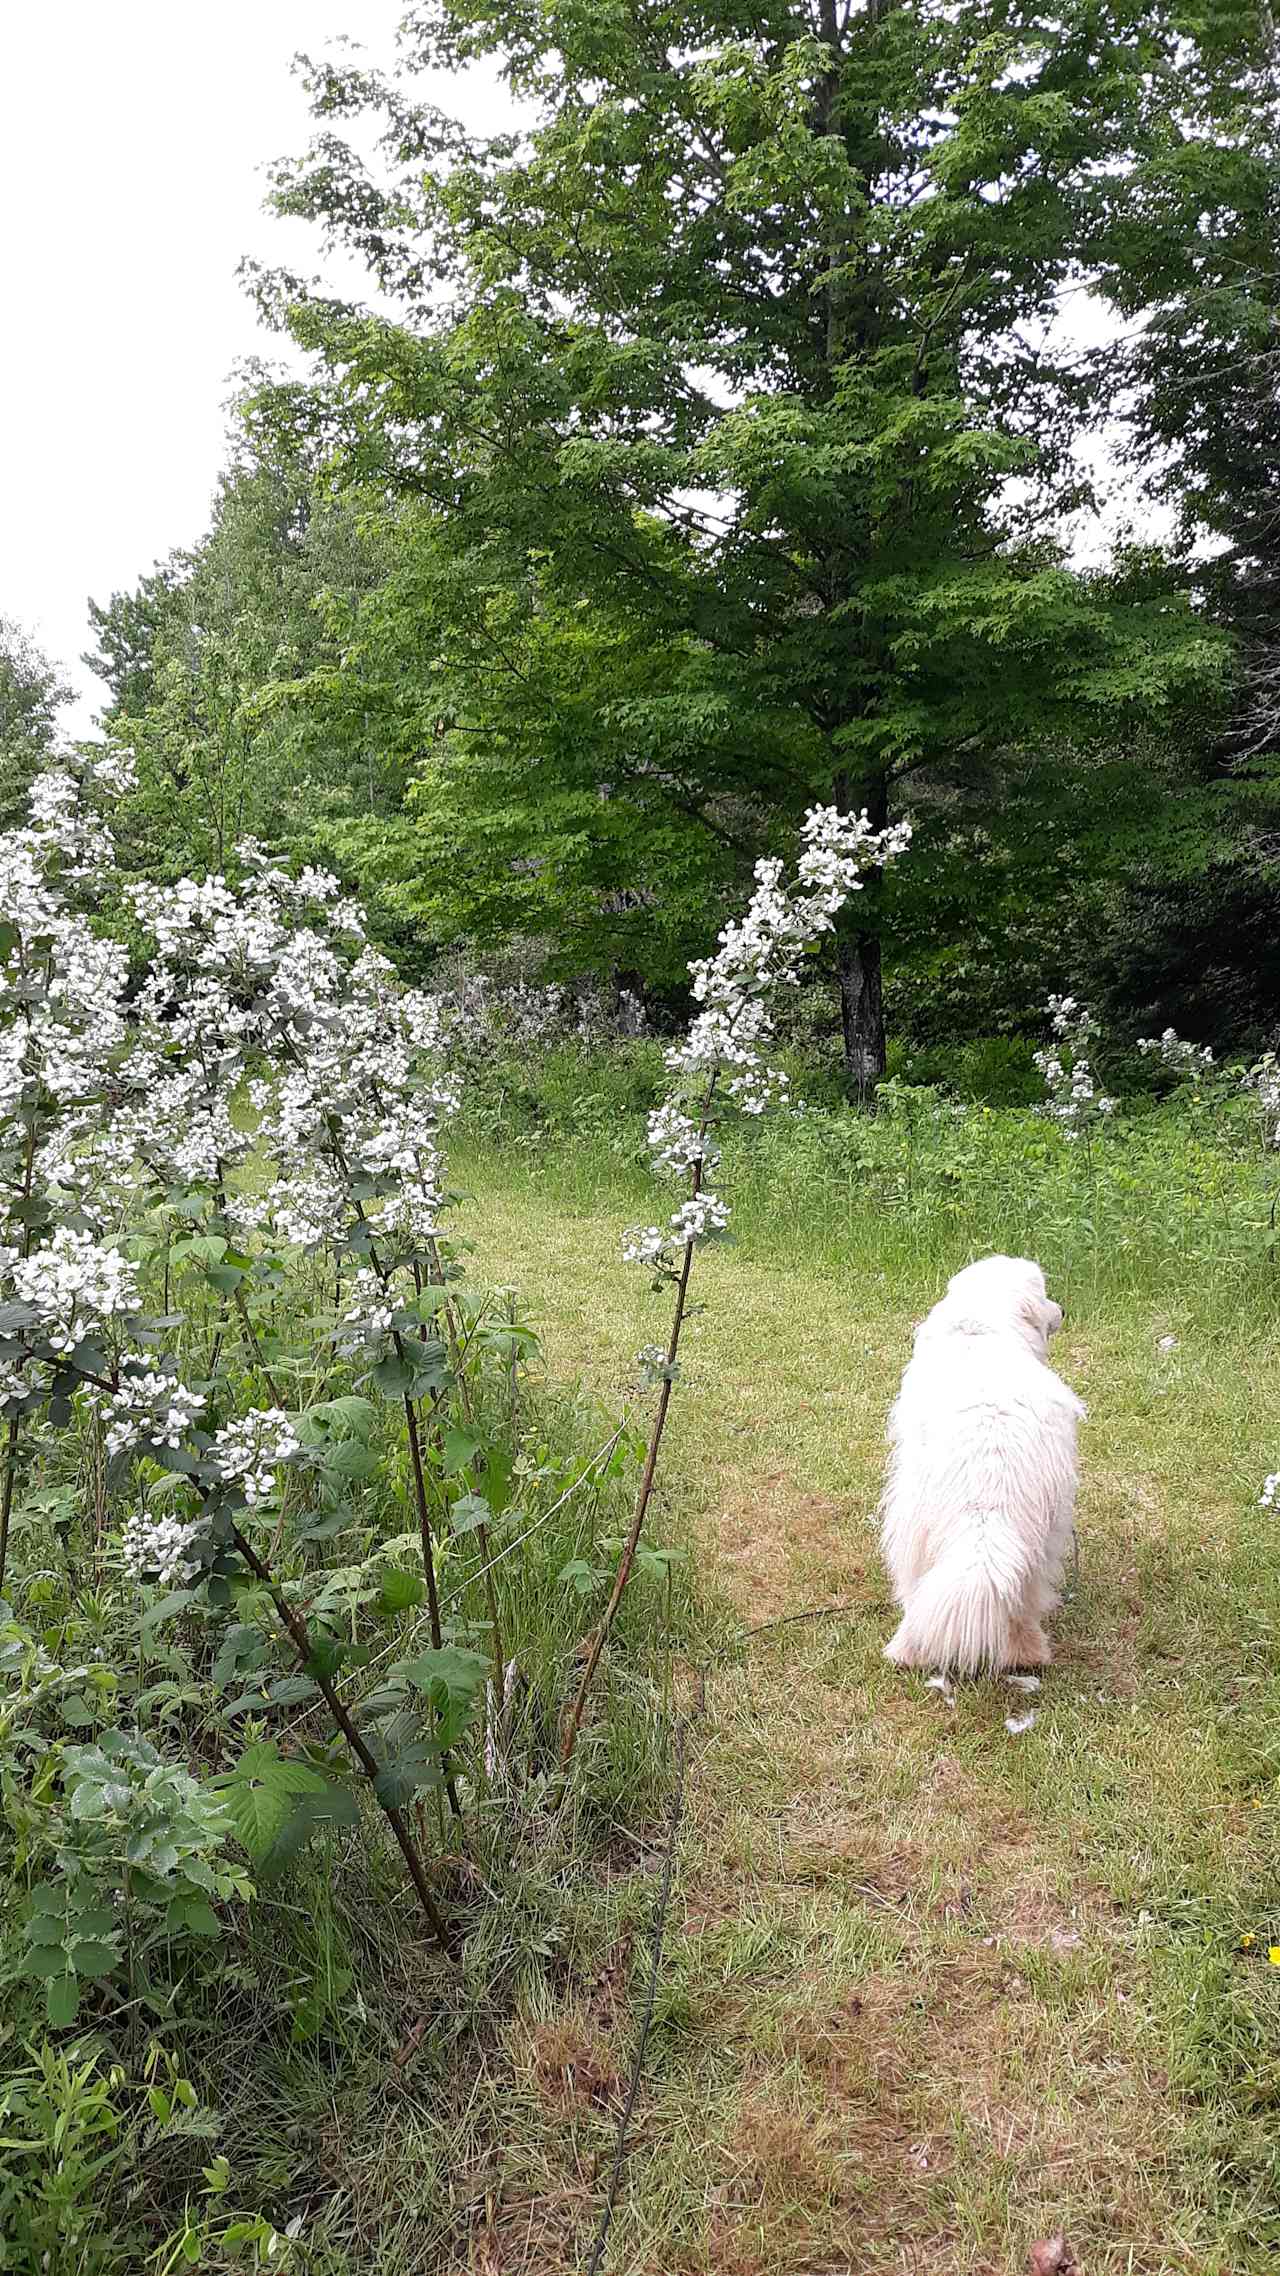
{"left": 0, "top": 2, "right": 504, "bottom": 733}
{"left": 1, "top": 7, "right": 1151, "bottom": 737}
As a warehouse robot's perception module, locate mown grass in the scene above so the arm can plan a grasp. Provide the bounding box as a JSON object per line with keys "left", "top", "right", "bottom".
{"left": 442, "top": 1092, "right": 1280, "bottom": 2274}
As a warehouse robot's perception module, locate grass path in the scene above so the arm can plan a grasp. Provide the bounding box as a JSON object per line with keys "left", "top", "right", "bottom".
{"left": 465, "top": 1155, "right": 1280, "bottom": 2276}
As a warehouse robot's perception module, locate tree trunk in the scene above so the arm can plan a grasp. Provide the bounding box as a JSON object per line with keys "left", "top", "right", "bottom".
{"left": 832, "top": 766, "right": 889, "bottom": 1100}
{"left": 837, "top": 927, "right": 885, "bottom": 1100}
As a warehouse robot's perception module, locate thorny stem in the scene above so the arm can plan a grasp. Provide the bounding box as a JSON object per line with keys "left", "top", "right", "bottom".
{"left": 0, "top": 1413, "right": 20, "bottom": 1601}
{"left": 0, "top": 1114, "right": 38, "bottom": 1595}
{"left": 232, "top": 1284, "right": 287, "bottom": 1412}
{"left": 231, "top": 1524, "right": 455, "bottom": 1960}
{"left": 561, "top": 1080, "right": 718, "bottom": 1765}
{"left": 421, "top": 1246, "right": 507, "bottom": 1684}
{"left": 402, "top": 1391, "right": 464, "bottom": 1824}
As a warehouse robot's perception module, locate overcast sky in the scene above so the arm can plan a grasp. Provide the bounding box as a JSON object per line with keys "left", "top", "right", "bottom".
{"left": 0, "top": 2, "right": 504, "bottom": 732}
{"left": 2, "top": 9, "right": 1151, "bottom": 738}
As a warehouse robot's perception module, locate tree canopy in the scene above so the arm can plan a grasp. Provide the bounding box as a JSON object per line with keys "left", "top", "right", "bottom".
{"left": 85, "top": 0, "right": 1276, "bottom": 1073}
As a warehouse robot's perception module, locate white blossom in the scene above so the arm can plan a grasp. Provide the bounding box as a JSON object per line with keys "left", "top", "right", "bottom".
{"left": 646, "top": 1102, "right": 720, "bottom": 1179}
{"left": 668, "top": 1192, "right": 729, "bottom": 1245}
{"left": 11, "top": 1230, "right": 139, "bottom": 1354}
{"left": 622, "top": 1224, "right": 671, "bottom": 1271}
{"left": 121, "top": 1507, "right": 209, "bottom": 1587}
{"left": 340, "top": 1267, "right": 396, "bottom": 1345}
{"left": 623, "top": 805, "right": 909, "bottom": 1262}
{"left": 1261, "top": 1473, "right": 1279, "bottom": 1510}
{"left": 210, "top": 1408, "right": 301, "bottom": 1508}
{"left": 1243, "top": 1054, "right": 1280, "bottom": 1149}
{"left": 1137, "top": 1027, "right": 1215, "bottom": 1079}
{"left": 96, "top": 1362, "right": 206, "bottom": 1461}
{"left": 1034, "top": 996, "right": 1114, "bottom": 1136}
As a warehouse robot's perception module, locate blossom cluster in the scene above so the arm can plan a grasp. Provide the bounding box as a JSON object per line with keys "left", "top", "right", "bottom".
{"left": 11, "top": 1230, "right": 140, "bottom": 1356}
{"left": 667, "top": 806, "right": 910, "bottom": 1115}
{"left": 1034, "top": 996, "right": 1115, "bottom": 1137}
{"left": 340, "top": 1266, "right": 398, "bottom": 1349}
{"left": 121, "top": 1507, "right": 209, "bottom": 1587}
{"left": 210, "top": 1409, "right": 302, "bottom": 1509}
{"left": 1243, "top": 1054, "right": 1280, "bottom": 1149}
{"left": 0, "top": 751, "right": 463, "bottom": 1601}
{"left": 1137, "top": 1028, "right": 1215, "bottom": 1079}
{"left": 97, "top": 1362, "right": 206, "bottom": 1461}
{"left": 623, "top": 805, "right": 910, "bottom": 1276}
{"left": 0, "top": 758, "right": 135, "bottom": 1209}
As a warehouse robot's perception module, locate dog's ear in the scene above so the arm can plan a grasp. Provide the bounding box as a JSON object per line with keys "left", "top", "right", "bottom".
{"left": 1018, "top": 1282, "right": 1059, "bottom": 1343}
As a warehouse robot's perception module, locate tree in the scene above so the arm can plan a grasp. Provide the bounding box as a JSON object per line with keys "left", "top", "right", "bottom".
{"left": 86, "top": 461, "right": 407, "bottom": 891}
{"left": 0, "top": 616, "right": 71, "bottom": 824}
{"left": 1080, "top": 8, "right": 1280, "bottom": 1042}
{"left": 243, "top": 0, "right": 1239, "bottom": 1086}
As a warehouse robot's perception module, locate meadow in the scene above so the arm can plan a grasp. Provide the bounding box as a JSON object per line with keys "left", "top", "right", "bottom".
{"left": 8, "top": 1014, "right": 1280, "bottom": 2272}
{"left": 448, "top": 1072, "right": 1280, "bottom": 2275}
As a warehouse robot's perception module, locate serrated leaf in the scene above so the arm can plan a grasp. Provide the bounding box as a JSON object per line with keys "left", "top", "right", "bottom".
{"left": 372, "top": 1745, "right": 443, "bottom": 1808}
{"left": 24, "top": 1944, "right": 72, "bottom": 1979}
{"left": 397, "top": 1645, "right": 490, "bottom": 1698}
{"left": 440, "top": 1429, "right": 481, "bottom": 1476}
{"left": 46, "top": 1974, "right": 80, "bottom": 2028}
{"left": 68, "top": 1939, "right": 119, "bottom": 1978}
{"left": 255, "top": 1783, "right": 360, "bottom": 1884}
{"left": 211, "top": 1741, "right": 329, "bottom": 1863}
{"left": 481, "top": 1444, "right": 515, "bottom": 1517}
{"left": 324, "top": 1440, "right": 379, "bottom": 1481}
{"left": 449, "top": 1491, "right": 491, "bottom": 1537}
{"left": 166, "top": 1897, "right": 221, "bottom": 1937}
{"left": 140, "top": 1588, "right": 201, "bottom": 1633}
{"left": 373, "top": 1570, "right": 427, "bottom": 1618}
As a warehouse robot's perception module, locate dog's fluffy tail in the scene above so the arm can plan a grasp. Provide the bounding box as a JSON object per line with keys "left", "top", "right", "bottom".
{"left": 884, "top": 1513, "right": 1035, "bottom": 1674}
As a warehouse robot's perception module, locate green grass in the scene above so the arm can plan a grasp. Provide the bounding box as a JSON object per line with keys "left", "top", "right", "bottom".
{"left": 9, "top": 1090, "right": 1280, "bottom": 2272}
{"left": 438, "top": 1103, "right": 1280, "bottom": 2274}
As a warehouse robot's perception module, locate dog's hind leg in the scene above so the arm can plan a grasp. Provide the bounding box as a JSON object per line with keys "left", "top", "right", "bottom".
{"left": 1008, "top": 1613, "right": 1052, "bottom": 1668}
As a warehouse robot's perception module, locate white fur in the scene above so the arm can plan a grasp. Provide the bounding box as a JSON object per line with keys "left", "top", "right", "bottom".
{"left": 879, "top": 1255, "right": 1084, "bottom": 1674}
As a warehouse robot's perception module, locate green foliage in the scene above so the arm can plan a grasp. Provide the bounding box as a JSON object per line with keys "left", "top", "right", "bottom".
{"left": 230, "top": 0, "right": 1248, "bottom": 1072}
{"left": 9, "top": 1731, "right": 252, "bottom": 2026}
{"left": 0, "top": 616, "right": 70, "bottom": 827}
{"left": 211, "top": 1741, "right": 357, "bottom": 1876}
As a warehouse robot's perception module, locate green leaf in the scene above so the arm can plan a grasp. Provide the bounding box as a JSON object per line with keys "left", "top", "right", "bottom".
{"left": 372, "top": 1745, "right": 444, "bottom": 1808}
{"left": 255, "top": 1782, "right": 361, "bottom": 1883}
{"left": 211, "top": 1741, "right": 329, "bottom": 1863}
{"left": 24, "top": 1945, "right": 72, "bottom": 1980}
{"left": 165, "top": 1897, "right": 221, "bottom": 1938}
{"left": 481, "top": 1444, "right": 515, "bottom": 1517}
{"left": 46, "top": 1974, "right": 80, "bottom": 2028}
{"left": 324, "top": 1439, "right": 379, "bottom": 1481}
{"left": 140, "top": 1588, "right": 202, "bottom": 1634}
{"left": 68, "top": 1940, "right": 120, "bottom": 1978}
{"left": 373, "top": 1570, "right": 427, "bottom": 1619}
{"left": 396, "top": 1646, "right": 490, "bottom": 1702}
{"left": 449, "top": 1491, "right": 491, "bottom": 1538}
{"left": 440, "top": 1428, "right": 481, "bottom": 1476}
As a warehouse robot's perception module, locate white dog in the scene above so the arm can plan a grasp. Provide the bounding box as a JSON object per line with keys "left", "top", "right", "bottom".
{"left": 879, "top": 1256, "right": 1083, "bottom": 1673}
